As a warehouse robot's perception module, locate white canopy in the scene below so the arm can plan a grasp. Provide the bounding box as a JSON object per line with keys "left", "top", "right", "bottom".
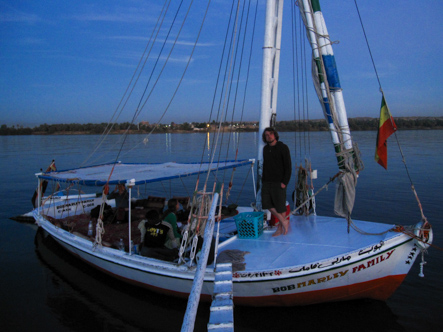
{"left": 37, "top": 160, "right": 254, "bottom": 187}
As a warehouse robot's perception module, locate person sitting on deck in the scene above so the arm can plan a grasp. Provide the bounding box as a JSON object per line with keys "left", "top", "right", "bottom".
{"left": 162, "top": 198, "right": 182, "bottom": 249}
{"left": 107, "top": 184, "right": 129, "bottom": 223}
{"left": 139, "top": 210, "right": 178, "bottom": 262}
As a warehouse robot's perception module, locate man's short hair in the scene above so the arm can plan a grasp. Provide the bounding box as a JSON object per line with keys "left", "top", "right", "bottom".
{"left": 145, "top": 209, "right": 160, "bottom": 222}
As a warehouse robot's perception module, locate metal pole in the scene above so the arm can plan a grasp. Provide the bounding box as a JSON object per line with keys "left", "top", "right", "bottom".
{"left": 181, "top": 183, "right": 221, "bottom": 332}
{"left": 126, "top": 179, "right": 135, "bottom": 254}
{"left": 257, "top": 0, "right": 284, "bottom": 210}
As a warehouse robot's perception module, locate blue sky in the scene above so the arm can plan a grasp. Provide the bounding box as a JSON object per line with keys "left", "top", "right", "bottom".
{"left": 1, "top": 0, "right": 442, "bottom": 127}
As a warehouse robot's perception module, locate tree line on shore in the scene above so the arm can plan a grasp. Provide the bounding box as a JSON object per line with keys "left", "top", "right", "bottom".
{"left": 1, "top": 117, "right": 442, "bottom": 135}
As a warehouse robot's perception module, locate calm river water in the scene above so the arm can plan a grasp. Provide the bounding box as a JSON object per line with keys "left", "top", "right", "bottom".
{"left": 1, "top": 130, "right": 442, "bottom": 331}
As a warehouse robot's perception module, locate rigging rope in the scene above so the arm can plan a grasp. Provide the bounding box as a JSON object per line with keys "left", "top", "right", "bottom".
{"left": 80, "top": 1, "right": 218, "bottom": 222}
{"left": 291, "top": 1, "right": 317, "bottom": 215}
{"left": 112, "top": 0, "right": 194, "bottom": 168}
{"left": 292, "top": 172, "right": 438, "bottom": 252}
{"left": 193, "top": 0, "right": 258, "bottom": 205}
{"left": 222, "top": 0, "right": 256, "bottom": 202}
{"left": 81, "top": 0, "right": 172, "bottom": 167}
{"left": 202, "top": 0, "right": 243, "bottom": 188}
{"left": 83, "top": 0, "right": 215, "bottom": 168}
{"left": 354, "top": 0, "right": 431, "bottom": 232}
{"left": 290, "top": 171, "right": 340, "bottom": 215}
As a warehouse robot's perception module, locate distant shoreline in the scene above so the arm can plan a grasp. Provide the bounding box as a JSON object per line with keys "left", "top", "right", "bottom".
{"left": 1, "top": 116, "right": 442, "bottom": 135}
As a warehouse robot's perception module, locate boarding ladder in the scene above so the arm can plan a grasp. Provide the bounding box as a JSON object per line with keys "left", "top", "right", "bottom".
{"left": 207, "top": 263, "right": 234, "bottom": 331}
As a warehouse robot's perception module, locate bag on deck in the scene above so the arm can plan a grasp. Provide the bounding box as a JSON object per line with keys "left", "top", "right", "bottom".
{"left": 90, "top": 203, "right": 113, "bottom": 220}
{"left": 115, "top": 207, "right": 127, "bottom": 223}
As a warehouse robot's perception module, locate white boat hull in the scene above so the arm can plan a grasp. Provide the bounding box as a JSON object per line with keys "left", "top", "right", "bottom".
{"left": 34, "top": 209, "right": 421, "bottom": 307}
{"left": 230, "top": 238, "right": 416, "bottom": 306}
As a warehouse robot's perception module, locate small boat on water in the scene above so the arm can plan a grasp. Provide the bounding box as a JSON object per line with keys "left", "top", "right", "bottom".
{"left": 31, "top": 0, "right": 432, "bottom": 307}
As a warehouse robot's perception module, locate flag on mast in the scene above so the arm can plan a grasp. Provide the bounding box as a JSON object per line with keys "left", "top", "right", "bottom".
{"left": 375, "top": 95, "right": 397, "bottom": 169}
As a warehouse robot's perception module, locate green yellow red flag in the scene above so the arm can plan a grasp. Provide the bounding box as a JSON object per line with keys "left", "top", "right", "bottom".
{"left": 375, "top": 95, "right": 397, "bottom": 169}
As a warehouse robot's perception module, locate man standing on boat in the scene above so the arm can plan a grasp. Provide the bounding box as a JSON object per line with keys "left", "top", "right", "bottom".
{"left": 262, "top": 127, "right": 291, "bottom": 236}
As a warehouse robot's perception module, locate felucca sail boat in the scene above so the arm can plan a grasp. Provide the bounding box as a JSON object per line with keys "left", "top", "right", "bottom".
{"left": 32, "top": 0, "right": 432, "bottom": 307}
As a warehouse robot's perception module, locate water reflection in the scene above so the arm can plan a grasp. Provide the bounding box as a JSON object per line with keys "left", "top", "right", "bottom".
{"left": 165, "top": 132, "right": 172, "bottom": 155}
{"left": 207, "top": 131, "right": 210, "bottom": 153}
{"left": 34, "top": 228, "right": 205, "bottom": 331}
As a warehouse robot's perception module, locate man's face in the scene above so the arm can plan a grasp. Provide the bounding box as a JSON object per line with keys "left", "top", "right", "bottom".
{"left": 265, "top": 131, "right": 276, "bottom": 143}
